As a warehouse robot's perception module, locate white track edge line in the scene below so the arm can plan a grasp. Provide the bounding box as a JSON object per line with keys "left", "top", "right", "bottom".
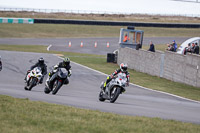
{"left": 47, "top": 45, "right": 52, "bottom": 51}
{"left": 53, "top": 54, "right": 200, "bottom": 104}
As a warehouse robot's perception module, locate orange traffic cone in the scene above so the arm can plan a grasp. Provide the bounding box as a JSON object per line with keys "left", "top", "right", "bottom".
{"left": 80, "top": 41, "right": 83, "bottom": 47}
{"left": 107, "top": 42, "right": 110, "bottom": 48}
{"left": 69, "top": 41, "right": 71, "bottom": 47}
{"left": 94, "top": 42, "right": 97, "bottom": 48}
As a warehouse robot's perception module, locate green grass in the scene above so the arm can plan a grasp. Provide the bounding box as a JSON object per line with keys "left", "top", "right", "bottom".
{"left": 1, "top": 11, "right": 200, "bottom": 23}
{"left": 142, "top": 44, "right": 181, "bottom": 52}
{"left": 0, "top": 44, "right": 200, "bottom": 101}
{"left": 1, "top": 95, "right": 200, "bottom": 133}
{"left": 0, "top": 23, "right": 200, "bottom": 38}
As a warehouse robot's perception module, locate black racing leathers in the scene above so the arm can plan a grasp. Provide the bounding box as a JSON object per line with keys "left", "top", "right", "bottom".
{"left": 26, "top": 62, "right": 47, "bottom": 83}
{"left": 49, "top": 62, "right": 71, "bottom": 84}
{"left": 0, "top": 60, "right": 2, "bottom": 71}
{"left": 30, "top": 62, "right": 47, "bottom": 76}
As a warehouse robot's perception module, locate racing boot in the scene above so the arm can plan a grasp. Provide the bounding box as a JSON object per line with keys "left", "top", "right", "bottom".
{"left": 39, "top": 76, "right": 44, "bottom": 84}
{"left": 102, "top": 82, "right": 107, "bottom": 93}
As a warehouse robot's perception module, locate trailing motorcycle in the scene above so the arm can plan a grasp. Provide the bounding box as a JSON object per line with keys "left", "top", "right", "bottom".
{"left": 44, "top": 68, "right": 69, "bottom": 95}
{"left": 99, "top": 73, "right": 129, "bottom": 103}
{"left": 24, "top": 67, "right": 42, "bottom": 91}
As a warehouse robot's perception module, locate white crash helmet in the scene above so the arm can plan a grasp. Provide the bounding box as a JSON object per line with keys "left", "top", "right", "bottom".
{"left": 120, "top": 63, "right": 128, "bottom": 72}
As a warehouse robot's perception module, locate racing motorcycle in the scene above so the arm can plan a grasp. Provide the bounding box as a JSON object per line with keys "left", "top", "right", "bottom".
{"left": 44, "top": 68, "right": 69, "bottom": 95}
{"left": 99, "top": 73, "right": 129, "bottom": 103}
{"left": 24, "top": 67, "right": 42, "bottom": 91}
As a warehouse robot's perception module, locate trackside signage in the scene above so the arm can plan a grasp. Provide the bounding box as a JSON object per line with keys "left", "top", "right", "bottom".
{"left": 0, "top": 17, "right": 34, "bottom": 24}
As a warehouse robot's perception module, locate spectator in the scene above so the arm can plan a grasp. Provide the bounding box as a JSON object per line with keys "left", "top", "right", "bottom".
{"left": 172, "top": 40, "right": 177, "bottom": 52}
{"left": 148, "top": 41, "right": 155, "bottom": 52}
{"left": 123, "top": 34, "right": 130, "bottom": 42}
{"left": 193, "top": 42, "right": 199, "bottom": 54}
{"left": 166, "top": 43, "right": 170, "bottom": 50}
{"left": 166, "top": 43, "right": 174, "bottom": 52}
{"left": 184, "top": 43, "right": 191, "bottom": 55}
{"left": 191, "top": 43, "right": 195, "bottom": 53}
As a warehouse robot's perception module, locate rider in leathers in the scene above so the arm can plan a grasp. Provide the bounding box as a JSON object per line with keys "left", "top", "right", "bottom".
{"left": 25, "top": 57, "right": 47, "bottom": 84}
{"left": 48, "top": 57, "right": 71, "bottom": 85}
{"left": 103, "top": 63, "right": 129, "bottom": 92}
{"left": 0, "top": 56, "right": 2, "bottom": 71}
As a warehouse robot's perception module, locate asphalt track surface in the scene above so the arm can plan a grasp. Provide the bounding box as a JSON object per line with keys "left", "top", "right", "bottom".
{"left": 0, "top": 37, "right": 189, "bottom": 55}
{"left": 0, "top": 50, "right": 200, "bottom": 124}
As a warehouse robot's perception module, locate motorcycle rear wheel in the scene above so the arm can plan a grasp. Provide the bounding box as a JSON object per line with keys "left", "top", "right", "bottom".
{"left": 99, "top": 90, "right": 105, "bottom": 102}
{"left": 44, "top": 87, "right": 51, "bottom": 94}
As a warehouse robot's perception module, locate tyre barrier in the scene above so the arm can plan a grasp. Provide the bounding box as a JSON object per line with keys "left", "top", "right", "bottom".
{"left": 1, "top": 17, "right": 199, "bottom": 28}
{"left": 34, "top": 18, "right": 200, "bottom": 28}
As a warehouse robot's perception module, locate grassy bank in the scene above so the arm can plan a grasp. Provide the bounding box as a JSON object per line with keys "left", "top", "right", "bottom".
{"left": 1, "top": 11, "right": 200, "bottom": 23}
{"left": 0, "top": 23, "right": 200, "bottom": 38}
{"left": 1, "top": 95, "right": 200, "bottom": 133}
{"left": 142, "top": 44, "right": 182, "bottom": 52}
{"left": 0, "top": 44, "right": 200, "bottom": 101}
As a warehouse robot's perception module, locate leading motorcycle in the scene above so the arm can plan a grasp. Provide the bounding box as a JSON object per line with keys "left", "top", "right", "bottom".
{"left": 44, "top": 68, "right": 69, "bottom": 95}
{"left": 99, "top": 73, "right": 129, "bottom": 103}
{"left": 24, "top": 67, "right": 42, "bottom": 91}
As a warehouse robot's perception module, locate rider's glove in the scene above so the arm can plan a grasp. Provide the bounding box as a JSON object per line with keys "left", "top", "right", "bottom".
{"left": 68, "top": 73, "right": 71, "bottom": 77}
{"left": 110, "top": 75, "right": 114, "bottom": 79}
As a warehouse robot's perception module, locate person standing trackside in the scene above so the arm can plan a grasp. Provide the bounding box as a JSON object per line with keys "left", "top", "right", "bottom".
{"left": 123, "top": 34, "right": 130, "bottom": 42}
{"left": 148, "top": 41, "right": 155, "bottom": 52}
{"left": 172, "top": 40, "right": 177, "bottom": 52}
{"left": 194, "top": 43, "right": 199, "bottom": 54}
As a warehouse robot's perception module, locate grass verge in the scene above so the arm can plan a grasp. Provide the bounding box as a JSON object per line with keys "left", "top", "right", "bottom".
{"left": 1, "top": 95, "right": 200, "bottom": 133}
{"left": 142, "top": 44, "right": 181, "bottom": 52}
{"left": 1, "top": 11, "right": 200, "bottom": 23}
{"left": 0, "top": 23, "right": 200, "bottom": 38}
{"left": 0, "top": 44, "right": 200, "bottom": 101}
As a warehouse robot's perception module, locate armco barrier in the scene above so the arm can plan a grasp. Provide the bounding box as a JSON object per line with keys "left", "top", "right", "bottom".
{"left": 0, "top": 18, "right": 34, "bottom": 24}
{"left": 117, "top": 47, "right": 200, "bottom": 87}
{"left": 34, "top": 18, "right": 200, "bottom": 28}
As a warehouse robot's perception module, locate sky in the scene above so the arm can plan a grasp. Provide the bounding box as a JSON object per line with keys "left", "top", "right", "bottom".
{"left": 0, "top": 0, "right": 200, "bottom": 16}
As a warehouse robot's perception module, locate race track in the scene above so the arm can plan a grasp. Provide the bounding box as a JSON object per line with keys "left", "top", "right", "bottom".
{"left": 0, "top": 50, "right": 200, "bottom": 124}
{"left": 0, "top": 37, "right": 189, "bottom": 55}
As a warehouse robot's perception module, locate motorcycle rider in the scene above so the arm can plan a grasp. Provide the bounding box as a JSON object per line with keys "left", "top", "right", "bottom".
{"left": 0, "top": 56, "right": 2, "bottom": 71}
{"left": 25, "top": 57, "right": 47, "bottom": 84}
{"left": 103, "top": 63, "right": 130, "bottom": 92}
{"left": 48, "top": 57, "right": 72, "bottom": 85}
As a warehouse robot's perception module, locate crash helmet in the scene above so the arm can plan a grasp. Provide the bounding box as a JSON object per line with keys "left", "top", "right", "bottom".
{"left": 63, "top": 57, "right": 70, "bottom": 66}
{"left": 38, "top": 57, "right": 44, "bottom": 64}
{"left": 120, "top": 63, "right": 128, "bottom": 72}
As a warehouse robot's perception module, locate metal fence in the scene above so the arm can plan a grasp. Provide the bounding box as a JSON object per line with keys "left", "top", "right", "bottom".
{"left": 0, "top": 7, "right": 124, "bottom": 15}
{"left": 0, "top": 7, "right": 200, "bottom": 17}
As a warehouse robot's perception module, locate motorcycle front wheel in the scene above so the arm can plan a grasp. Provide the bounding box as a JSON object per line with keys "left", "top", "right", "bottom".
{"left": 52, "top": 80, "right": 62, "bottom": 95}
{"left": 110, "top": 87, "right": 121, "bottom": 103}
{"left": 27, "top": 77, "right": 37, "bottom": 91}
